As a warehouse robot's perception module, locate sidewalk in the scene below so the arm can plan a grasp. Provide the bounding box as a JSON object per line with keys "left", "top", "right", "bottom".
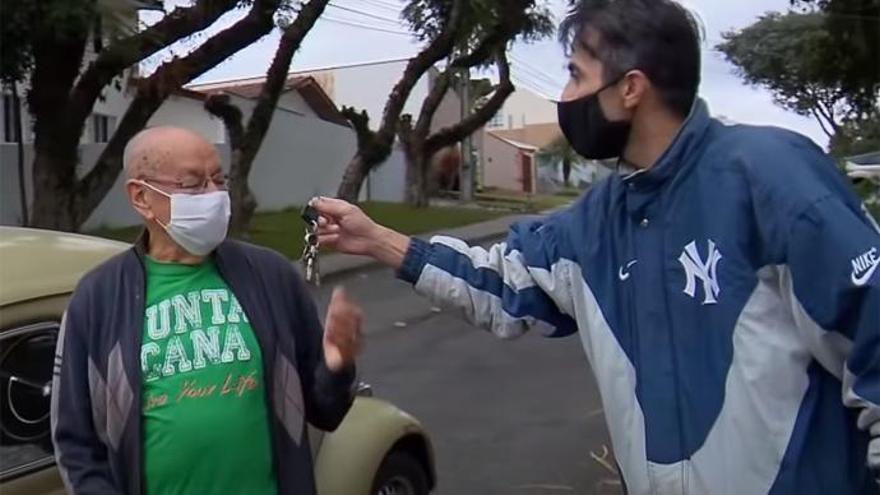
{"left": 314, "top": 212, "right": 541, "bottom": 281}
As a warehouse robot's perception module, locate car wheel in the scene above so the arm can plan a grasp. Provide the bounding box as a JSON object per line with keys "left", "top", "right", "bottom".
{"left": 371, "top": 451, "right": 429, "bottom": 495}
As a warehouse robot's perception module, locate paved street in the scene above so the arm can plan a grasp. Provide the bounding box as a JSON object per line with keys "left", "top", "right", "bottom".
{"left": 310, "top": 259, "right": 622, "bottom": 495}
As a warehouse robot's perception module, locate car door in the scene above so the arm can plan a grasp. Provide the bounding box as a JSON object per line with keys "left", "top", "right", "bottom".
{"left": 0, "top": 320, "right": 65, "bottom": 495}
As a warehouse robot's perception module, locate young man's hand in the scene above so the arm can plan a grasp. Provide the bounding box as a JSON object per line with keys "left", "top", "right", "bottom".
{"left": 322, "top": 287, "right": 363, "bottom": 372}
{"left": 311, "top": 197, "right": 410, "bottom": 270}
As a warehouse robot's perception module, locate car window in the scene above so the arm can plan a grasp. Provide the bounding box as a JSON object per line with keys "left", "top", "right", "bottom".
{"left": 0, "top": 322, "right": 58, "bottom": 480}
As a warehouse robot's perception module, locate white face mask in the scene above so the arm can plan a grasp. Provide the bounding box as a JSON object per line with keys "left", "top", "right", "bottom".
{"left": 137, "top": 181, "right": 231, "bottom": 256}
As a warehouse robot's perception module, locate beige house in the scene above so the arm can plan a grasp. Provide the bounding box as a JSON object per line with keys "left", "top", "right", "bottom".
{"left": 484, "top": 83, "right": 558, "bottom": 131}
{"left": 482, "top": 133, "right": 539, "bottom": 194}
{"left": 477, "top": 84, "right": 560, "bottom": 194}
{"left": 491, "top": 122, "right": 563, "bottom": 150}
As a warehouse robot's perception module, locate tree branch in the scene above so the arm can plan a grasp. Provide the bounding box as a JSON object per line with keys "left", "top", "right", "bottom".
{"left": 239, "top": 0, "right": 330, "bottom": 166}
{"left": 815, "top": 96, "right": 841, "bottom": 133}
{"left": 450, "top": 29, "right": 507, "bottom": 68}
{"left": 68, "top": 0, "right": 241, "bottom": 128}
{"left": 809, "top": 107, "right": 835, "bottom": 138}
{"left": 73, "top": 0, "right": 282, "bottom": 224}
{"left": 414, "top": 68, "right": 453, "bottom": 138}
{"left": 397, "top": 113, "right": 416, "bottom": 148}
{"left": 341, "top": 106, "right": 376, "bottom": 152}
{"left": 803, "top": 84, "right": 841, "bottom": 137}
{"left": 425, "top": 50, "right": 514, "bottom": 155}
{"left": 371, "top": 0, "right": 465, "bottom": 152}
{"left": 204, "top": 93, "right": 245, "bottom": 149}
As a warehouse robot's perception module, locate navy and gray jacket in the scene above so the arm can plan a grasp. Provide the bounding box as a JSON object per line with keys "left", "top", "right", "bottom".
{"left": 51, "top": 236, "right": 356, "bottom": 495}
{"left": 398, "top": 100, "right": 880, "bottom": 494}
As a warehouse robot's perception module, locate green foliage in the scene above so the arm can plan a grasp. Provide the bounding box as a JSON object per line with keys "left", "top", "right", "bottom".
{"left": 830, "top": 118, "right": 880, "bottom": 159}
{"left": 716, "top": 12, "right": 869, "bottom": 137}
{"left": 402, "top": 0, "right": 553, "bottom": 66}
{"left": 789, "top": 0, "right": 879, "bottom": 112}
{"left": 0, "top": 0, "right": 152, "bottom": 85}
{"left": 538, "top": 134, "right": 579, "bottom": 165}
{"left": 0, "top": 0, "right": 97, "bottom": 84}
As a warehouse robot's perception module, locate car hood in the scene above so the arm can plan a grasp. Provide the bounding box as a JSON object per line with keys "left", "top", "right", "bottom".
{"left": 0, "top": 227, "right": 129, "bottom": 307}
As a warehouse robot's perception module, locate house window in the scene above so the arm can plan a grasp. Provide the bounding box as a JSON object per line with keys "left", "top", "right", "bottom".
{"left": 3, "top": 94, "right": 21, "bottom": 143}
{"left": 488, "top": 112, "right": 504, "bottom": 128}
{"left": 92, "top": 114, "right": 115, "bottom": 143}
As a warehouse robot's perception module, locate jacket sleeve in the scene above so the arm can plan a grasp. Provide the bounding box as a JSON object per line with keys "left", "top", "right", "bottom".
{"left": 288, "top": 268, "right": 355, "bottom": 432}
{"left": 754, "top": 133, "right": 880, "bottom": 467}
{"left": 396, "top": 216, "right": 578, "bottom": 339}
{"left": 51, "top": 291, "right": 119, "bottom": 494}
{"left": 785, "top": 195, "right": 880, "bottom": 466}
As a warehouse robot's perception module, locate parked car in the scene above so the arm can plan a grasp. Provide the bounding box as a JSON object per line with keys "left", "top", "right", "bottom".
{"left": 845, "top": 151, "right": 880, "bottom": 181}
{"left": 0, "top": 227, "right": 435, "bottom": 495}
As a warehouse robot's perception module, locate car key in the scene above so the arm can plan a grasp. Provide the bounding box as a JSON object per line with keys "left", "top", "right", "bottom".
{"left": 301, "top": 203, "right": 321, "bottom": 286}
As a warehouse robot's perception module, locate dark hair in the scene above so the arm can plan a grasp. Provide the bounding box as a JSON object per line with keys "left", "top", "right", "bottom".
{"left": 559, "top": 0, "right": 702, "bottom": 116}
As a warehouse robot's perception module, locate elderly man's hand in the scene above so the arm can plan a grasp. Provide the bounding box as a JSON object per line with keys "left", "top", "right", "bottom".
{"left": 323, "top": 287, "right": 363, "bottom": 372}
{"left": 312, "top": 197, "right": 411, "bottom": 270}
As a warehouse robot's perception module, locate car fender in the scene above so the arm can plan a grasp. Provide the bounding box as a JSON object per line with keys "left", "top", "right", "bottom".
{"left": 314, "top": 396, "right": 435, "bottom": 495}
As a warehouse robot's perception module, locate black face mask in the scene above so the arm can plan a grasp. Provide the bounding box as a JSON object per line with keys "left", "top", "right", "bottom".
{"left": 557, "top": 78, "right": 631, "bottom": 160}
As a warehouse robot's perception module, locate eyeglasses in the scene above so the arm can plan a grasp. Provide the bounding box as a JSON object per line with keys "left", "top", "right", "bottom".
{"left": 139, "top": 173, "right": 229, "bottom": 194}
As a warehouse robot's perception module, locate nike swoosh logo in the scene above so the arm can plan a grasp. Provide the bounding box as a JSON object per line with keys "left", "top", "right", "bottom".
{"left": 852, "top": 258, "right": 879, "bottom": 286}
{"left": 618, "top": 260, "right": 638, "bottom": 281}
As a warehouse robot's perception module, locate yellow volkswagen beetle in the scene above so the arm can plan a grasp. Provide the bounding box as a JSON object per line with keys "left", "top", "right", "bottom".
{"left": 0, "top": 227, "right": 435, "bottom": 495}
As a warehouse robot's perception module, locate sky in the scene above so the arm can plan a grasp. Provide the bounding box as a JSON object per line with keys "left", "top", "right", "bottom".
{"left": 142, "top": 0, "right": 829, "bottom": 148}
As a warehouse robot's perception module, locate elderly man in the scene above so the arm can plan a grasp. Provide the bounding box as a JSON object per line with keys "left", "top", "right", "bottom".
{"left": 51, "top": 126, "right": 362, "bottom": 495}
{"left": 312, "top": 1, "right": 880, "bottom": 494}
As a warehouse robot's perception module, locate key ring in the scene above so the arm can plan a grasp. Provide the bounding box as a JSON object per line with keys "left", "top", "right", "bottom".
{"left": 301, "top": 203, "right": 321, "bottom": 286}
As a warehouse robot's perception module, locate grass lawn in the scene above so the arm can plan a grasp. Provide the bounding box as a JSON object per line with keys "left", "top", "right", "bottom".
{"left": 91, "top": 201, "right": 507, "bottom": 260}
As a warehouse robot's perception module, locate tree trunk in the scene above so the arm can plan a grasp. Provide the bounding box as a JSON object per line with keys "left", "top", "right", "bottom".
{"left": 335, "top": 0, "right": 466, "bottom": 201}
{"left": 27, "top": 20, "right": 88, "bottom": 230}
{"left": 30, "top": 153, "right": 78, "bottom": 230}
{"left": 227, "top": 150, "right": 258, "bottom": 238}
{"left": 337, "top": 154, "right": 370, "bottom": 203}
{"left": 11, "top": 82, "right": 28, "bottom": 226}
{"left": 402, "top": 139, "right": 430, "bottom": 208}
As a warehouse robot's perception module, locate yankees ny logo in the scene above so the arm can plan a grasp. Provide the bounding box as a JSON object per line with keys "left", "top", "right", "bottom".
{"left": 678, "top": 239, "right": 723, "bottom": 305}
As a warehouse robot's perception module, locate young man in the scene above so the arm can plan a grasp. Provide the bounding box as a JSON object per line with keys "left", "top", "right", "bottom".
{"left": 52, "top": 126, "right": 363, "bottom": 494}
{"left": 311, "top": 0, "right": 880, "bottom": 493}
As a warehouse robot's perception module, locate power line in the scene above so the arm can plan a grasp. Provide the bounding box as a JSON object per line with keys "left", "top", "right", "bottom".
{"left": 327, "top": 2, "right": 403, "bottom": 25}
{"left": 509, "top": 71, "right": 560, "bottom": 100}
{"left": 509, "top": 54, "right": 562, "bottom": 83}
{"left": 509, "top": 54, "right": 564, "bottom": 89}
{"left": 509, "top": 56, "right": 566, "bottom": 96}
{"left": 344, "top": 0, "right": 402, "bottom": 14}
{"left": 511, "top": 77, "right": 559, "bottom": 101}
{"left": 319, "top": 15, "right": 413, "bottom": 36}
{"left": 359, "top": 0, "right": 403, "bottom": 11}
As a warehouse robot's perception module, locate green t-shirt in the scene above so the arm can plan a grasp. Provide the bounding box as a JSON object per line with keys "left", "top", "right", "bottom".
{"left": 141, "top": 257, "right": 276, "bottom": 495}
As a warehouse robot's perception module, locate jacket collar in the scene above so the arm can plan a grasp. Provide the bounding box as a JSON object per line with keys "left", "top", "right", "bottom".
{"left": 621, "top": 98, "right": 712, "bottom": 189}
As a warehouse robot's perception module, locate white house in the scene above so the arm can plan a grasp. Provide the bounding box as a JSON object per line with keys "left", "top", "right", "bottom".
{"left": 77, "top": 76, "right": 374, "bottom": 230}
{"left": 0, "top": 2, "right": 405, "bottom": 230}
{"left": 289, "top": 57, "right": 464, "bottom": 133}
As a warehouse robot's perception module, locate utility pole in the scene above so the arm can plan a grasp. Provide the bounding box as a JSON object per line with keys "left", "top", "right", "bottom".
{"left": 459, "top": 68, "right": 474, "bottom": 202}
